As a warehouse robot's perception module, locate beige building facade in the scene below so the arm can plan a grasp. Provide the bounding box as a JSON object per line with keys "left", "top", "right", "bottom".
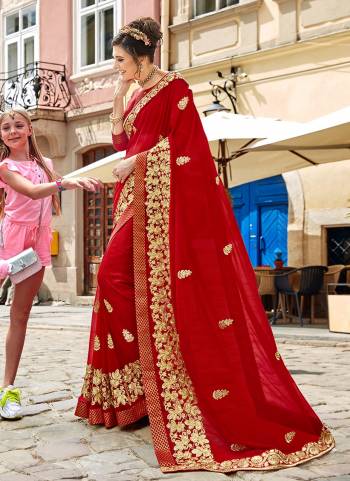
{"left": 1, "top": 0, "right": 349, "bottom": 301}
{"left": 166, "top": 0, "right": 350, "bottom": 268}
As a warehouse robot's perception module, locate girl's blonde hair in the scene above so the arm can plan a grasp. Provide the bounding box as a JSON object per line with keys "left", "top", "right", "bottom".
{"left": 0, "top": 108, "right": 61, "bottom": 216}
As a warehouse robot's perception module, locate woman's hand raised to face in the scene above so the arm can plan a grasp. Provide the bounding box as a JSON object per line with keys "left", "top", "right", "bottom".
{"left": 61, "top": 177, "right": 102, "bottom": 192}
{"left": 112, "top": 156, "right": 136, "bottom": 183}
{"left": 114, "top": 74, "right": 134, "bottom": 100}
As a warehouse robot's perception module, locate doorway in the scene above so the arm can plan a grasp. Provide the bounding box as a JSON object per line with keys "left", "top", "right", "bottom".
{"left": 83, "top": 145, "right": 115, "bottom": 294}
{"left": 230, "top": 175, "right": 288, "bottom": 267}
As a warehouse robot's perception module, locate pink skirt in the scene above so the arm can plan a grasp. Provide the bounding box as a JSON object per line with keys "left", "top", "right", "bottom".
{"left": 0, "top": 216, "right": 52, "bottom": 267}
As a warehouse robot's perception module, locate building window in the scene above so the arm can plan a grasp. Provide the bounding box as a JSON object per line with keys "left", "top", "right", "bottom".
{"left": 78, "top": 0, "right": 119, "bottom": 70}
{"left": 327, "top": 227, "right": 350, "bottom": 265}
{"left": 4, "top": 4, "right": 38, "bottom": 74}
{"left": 194, "top": 0, "right": 239, "bottom": 17}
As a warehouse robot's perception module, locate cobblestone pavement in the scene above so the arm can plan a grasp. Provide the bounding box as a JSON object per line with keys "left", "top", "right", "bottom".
{"left": 0, "top": 306, "right": 349, "bottom": 481}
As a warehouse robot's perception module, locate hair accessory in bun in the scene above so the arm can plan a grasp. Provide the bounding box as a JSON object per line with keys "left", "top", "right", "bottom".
{"left": 119, "top": 26, "right": 151, "bottom": 46}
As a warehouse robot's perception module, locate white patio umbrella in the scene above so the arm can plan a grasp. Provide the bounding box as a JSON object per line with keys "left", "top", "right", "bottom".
{"left": 225, "top": 106, "right": 350, "bottom": 187}
{"left": 64, "top": 150, "right": 125, "bottom": 183}
{"left": 202, "top": 111, "right": 300, "bottom": 153}
{"left": 201, "top": 111, "right": 301, "bottom": 187}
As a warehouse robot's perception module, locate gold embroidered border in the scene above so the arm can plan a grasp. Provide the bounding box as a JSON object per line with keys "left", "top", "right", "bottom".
{"left": 113, "top": 173, "right": 135, "bottom": 227}
{"left": 75, "top": 394, "right": 147, "bottom": 428}
{"left": 143, "top": 138, "right": 215, "bottom": 467}
{"left": 81, "top": 361, "right": 144, "bottom": 411}
{"left": 133, "top": 149, "right": 175, "bottom": 466}
{"left": 123, "top": 72, "right": 183, "bottom": 137}
{"left": 161, "top": 427, "right": 334, "bottom": 472}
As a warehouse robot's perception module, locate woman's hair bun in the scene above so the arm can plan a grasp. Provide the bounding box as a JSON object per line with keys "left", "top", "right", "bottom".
{"left": 129, "top": 17, "right": 163, "bottom": 47}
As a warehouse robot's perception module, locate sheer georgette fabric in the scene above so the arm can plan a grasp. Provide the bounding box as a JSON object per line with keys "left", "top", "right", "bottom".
{"left": 75, "top": 72, "right": 334, "bottom": 473}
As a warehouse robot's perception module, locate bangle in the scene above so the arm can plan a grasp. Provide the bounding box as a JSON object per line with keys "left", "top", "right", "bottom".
{"left": 55, "top": 178, "right": 66, "bottom": 192}
{"left": 109, "top": 113, "right": 124, "bottom": 125}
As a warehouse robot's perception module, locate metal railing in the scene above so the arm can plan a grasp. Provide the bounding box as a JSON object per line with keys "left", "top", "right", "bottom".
{"left": 0, "top": 61, "right": 71, "bottom": 111}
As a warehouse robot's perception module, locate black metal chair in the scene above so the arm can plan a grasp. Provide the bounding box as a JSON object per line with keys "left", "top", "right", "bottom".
{"left": 272, "top": 265, "right": 328, "bottom": 326}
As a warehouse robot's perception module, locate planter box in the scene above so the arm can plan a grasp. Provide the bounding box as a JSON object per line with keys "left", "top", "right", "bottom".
{"left": 327, "top": 284, "right": 350, "bottom": 334}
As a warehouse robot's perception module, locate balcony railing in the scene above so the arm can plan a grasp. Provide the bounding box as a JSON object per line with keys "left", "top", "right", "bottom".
{"left": 0, "top": 61, "right": 71, "bottom": 111}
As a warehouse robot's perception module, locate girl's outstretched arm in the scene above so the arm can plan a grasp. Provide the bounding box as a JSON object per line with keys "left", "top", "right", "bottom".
{"left": 0, "top": 164, "right": 101, "bottom": 199}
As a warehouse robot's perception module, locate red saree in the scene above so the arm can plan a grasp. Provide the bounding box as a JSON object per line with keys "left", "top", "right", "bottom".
{"left": 75, "top": 72, "right": 334, "bottom": 473}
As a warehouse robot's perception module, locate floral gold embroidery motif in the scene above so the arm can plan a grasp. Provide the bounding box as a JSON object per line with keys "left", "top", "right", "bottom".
{"left": 176, "top": 156, "right": 190, "bottom": 166}
{"left": 94, "top": 336, "right": 100, "bottom": 351}
{"left": 124, "top": 72, "right": 183, "bottom": 137}
{"left": 177, "top": 269, "right": 192, "bottom": 279}
{"left": 93, "top": 299, "right": 100, "bottom": 313}
{"left": 114, "top": 174, "right": 134, "bottom": 227}
{"left": 104, "top": 299, "right": 113, "bottom": 313}
{"left": 122, "top": 329, "right": 135, "bottom": 343}
{"left": 213, "top": 389, "right": 230, "bottom": 400}
{"left": 275, "top": 351, "right": 281, "bottom": 360}
{"left": 80, "top": 361, "right": 144, "bottom": 411}
{"left": 223, "top": 244, "right": 233, "bottom": 255}
{"left": 145, "top": 138, "right": 214, "bottom": 466}
{"left": 216, "top": 176, "right": 220, "bottom": 185}
{"left": 285, "top": 431, "right": 296, "bottom": 443}
{"left": 107, "top": 334, "right": 114, "bottom": 349}
{"left": 230, "top": 443, "right": 246, "bottom": 452}
{"left": 178, "top": 96, "right": 189, "bottom": 110}
{"left": 218, "top": 319, "right": 234, "bottom": 329}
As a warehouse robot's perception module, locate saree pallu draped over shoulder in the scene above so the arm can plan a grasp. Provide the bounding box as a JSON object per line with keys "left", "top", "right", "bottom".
{"left": 75, "top": 72, "right": 334, "bottom": 473}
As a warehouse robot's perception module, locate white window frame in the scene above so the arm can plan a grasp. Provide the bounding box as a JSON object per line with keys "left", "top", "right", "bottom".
{"left": 76, "top": 0, "right": 121, "bottom": 73}
{"left": 193, "top": 0, "right": 239, "bottom": 17}
{"left": 4, "top": 3, "right": 39, "bottom": 75}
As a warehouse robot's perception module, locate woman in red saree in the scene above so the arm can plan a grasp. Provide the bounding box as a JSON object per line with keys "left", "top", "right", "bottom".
{"left": 75, "top": 17, "right": 334, "bottom": 473}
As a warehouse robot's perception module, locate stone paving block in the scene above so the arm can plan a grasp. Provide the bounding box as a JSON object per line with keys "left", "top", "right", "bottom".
{"left": 26, "top": 459, "right": 87, "bottom": 477}
{"left": 34, "top": 422, "right": 91, "bottom": 442}
{"left": 90, "top": 430, "right": 141, "bottom": 452}
{"left": 0, "top": 449, "right": 39, "bottom": 470}
{"left": 0, "top": 412, "right": 54, "bottom": 431}
{"left": 309, "top": 463, "right": 350, "bottom": 477}
{"left": 26, "top": 382, "right": 68, "bottom": 396}
{"left": 56, "top": 410, "right": 81, "bottom": 423}
{"left": 28, "top": 390, "right": 72, "bottom": 404}
{"left": 0, "top": 431, "right": 35, "bottom": 453}
{"left": 319, "top": 478, "right": 350, "bottom": 481}
{"left": 34, "top": 438, "right": 91, "bottom": 462}
{"left": 25, "top": 465, "right": 86, "bottom": 480}
{"left": 92, "top": 473, "right": 145, "bottom": 481}
{"left": 0, "top": 474, "right": 37, "bottom": 481}
{"left": 131, "top": 445, "right": 159, "bottom": 468}
{"left": 50, "top": 398, "right": 77, "bottom": 411}
{"left": 76, "top": 450, "right": 148, "bottom": 477}
{"left": 133, "top": 425, "right": 153, "bottom": 444}
{"left": 309, "top": 451, "right": 349, "bottom": 466}
{"left": 21, "top": 403, "right": 51, "bottom": 417}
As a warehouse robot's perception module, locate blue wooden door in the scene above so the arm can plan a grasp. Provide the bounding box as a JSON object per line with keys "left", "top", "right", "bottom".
{"left": 230, "top": 176, "right": 288, "bottom": 267}
{"left": 259, "top": 204, "right": 288, "bottom": 266}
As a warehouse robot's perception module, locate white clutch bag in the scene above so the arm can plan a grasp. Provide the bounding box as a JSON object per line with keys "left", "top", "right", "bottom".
{"left": 8, "top": 248, "right": 42, "bottom": 285}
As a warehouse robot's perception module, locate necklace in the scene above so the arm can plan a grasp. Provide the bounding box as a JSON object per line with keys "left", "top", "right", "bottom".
{"left": 138, "top": 65, "right": 159, "bottom": 88}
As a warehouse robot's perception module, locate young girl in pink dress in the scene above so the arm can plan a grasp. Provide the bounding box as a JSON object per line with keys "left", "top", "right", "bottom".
{"left": 0, "top": 108, "right": 100, "bottom": 419}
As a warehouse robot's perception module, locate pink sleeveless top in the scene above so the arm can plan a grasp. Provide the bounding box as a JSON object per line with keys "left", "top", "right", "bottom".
{"left": 0, "top": 157, "right": 53, "bottom": 226}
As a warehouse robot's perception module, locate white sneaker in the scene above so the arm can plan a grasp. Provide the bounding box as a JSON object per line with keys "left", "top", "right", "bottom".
{"left": 0, "top": 385, "right": 22, "bottom": 419}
